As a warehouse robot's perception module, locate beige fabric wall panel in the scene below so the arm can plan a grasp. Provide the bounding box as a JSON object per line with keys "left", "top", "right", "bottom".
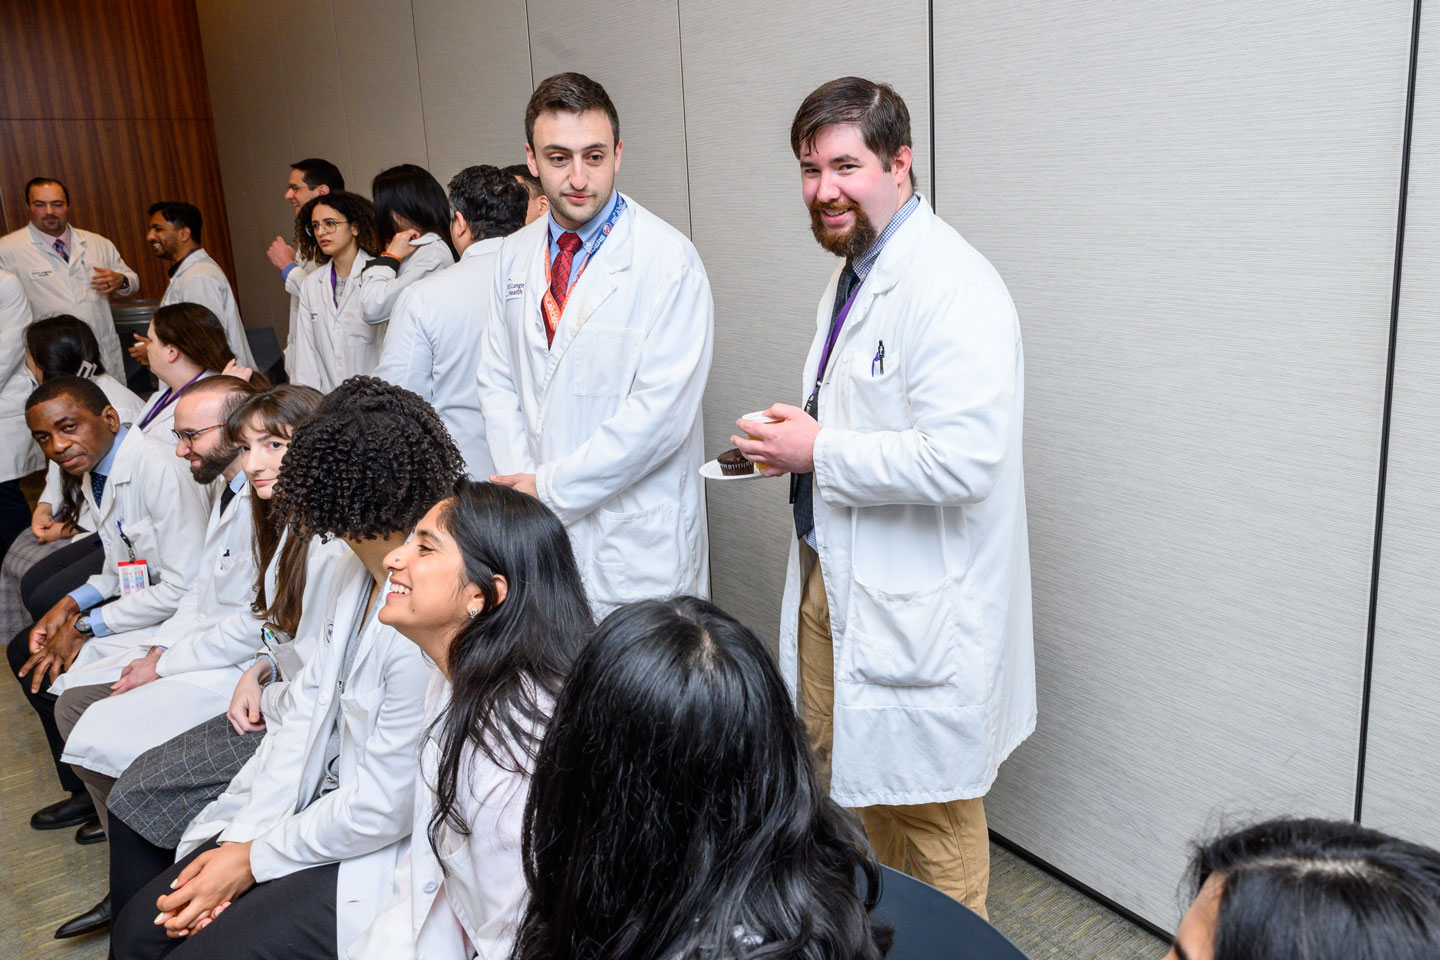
{"left": 276, "top": 0, "right": 354, "bottom": 178}
{"left": 678, "top": 0, "right": 930, "bottom": 645}
{"left": 412, "top": 0, "right": 533, "bottom": 185}
{"left": 331, "top": 0, "right": 429, "bottom": 185}
{"left": 1362, "top": 2, "right": 1440, "bottom": 848}
{"left": 529, "top": 0, "right": 690, "bottom": 233}
{"left": 933, "top": 1, "right": 1410, "bottom": 925}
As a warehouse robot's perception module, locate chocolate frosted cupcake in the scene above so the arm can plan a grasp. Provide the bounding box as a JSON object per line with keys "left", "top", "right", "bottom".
{"left": 718, "top": 448, "right": 754, "bottom": 476}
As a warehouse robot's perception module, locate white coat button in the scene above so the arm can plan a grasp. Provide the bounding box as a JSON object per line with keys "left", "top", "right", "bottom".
{"left": 423, "top": 881, "right": 437, "bottom": 894}
{"left": 318, "top": 694, "right": 330, "bottom": 705}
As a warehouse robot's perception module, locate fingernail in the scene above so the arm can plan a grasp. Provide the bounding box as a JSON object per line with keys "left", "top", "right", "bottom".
{"left": 170, "top": 878, "right": 180, "bottom": 888}
{"left": 154, "top": 912, "right": 165, "bottom": 924}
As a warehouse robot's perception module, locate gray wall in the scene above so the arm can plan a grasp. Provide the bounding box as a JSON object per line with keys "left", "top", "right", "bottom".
{"left": 196, "top": 0, "right": 1439, "bottom": 931}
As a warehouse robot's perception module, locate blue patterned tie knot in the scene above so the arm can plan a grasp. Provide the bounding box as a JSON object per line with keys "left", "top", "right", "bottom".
{"left": 91, "top": 472, "right": 106, "bottom": 508}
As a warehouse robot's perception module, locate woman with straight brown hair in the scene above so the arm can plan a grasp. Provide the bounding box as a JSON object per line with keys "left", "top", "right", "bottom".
{"left": 136, "top": 302, "right": 268, "bottom": 438}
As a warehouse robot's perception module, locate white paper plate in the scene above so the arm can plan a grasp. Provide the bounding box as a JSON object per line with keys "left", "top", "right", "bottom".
{"left": 700, "top": 458, "right": 771, "bottom": 481}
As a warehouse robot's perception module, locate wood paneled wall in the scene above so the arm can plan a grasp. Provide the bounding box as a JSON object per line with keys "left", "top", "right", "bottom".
{"left": 0, "top": 0, "right": 234, "bottom": 303}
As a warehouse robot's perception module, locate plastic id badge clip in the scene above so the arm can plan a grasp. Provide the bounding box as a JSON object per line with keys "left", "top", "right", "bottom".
{"left": 117, "top": 561, "right": 150, "bottom": 596}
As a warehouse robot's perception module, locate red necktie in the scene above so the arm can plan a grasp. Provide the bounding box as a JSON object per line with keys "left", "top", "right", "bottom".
{"left": 550, "top": 232, "right": 583, "bottom": 315}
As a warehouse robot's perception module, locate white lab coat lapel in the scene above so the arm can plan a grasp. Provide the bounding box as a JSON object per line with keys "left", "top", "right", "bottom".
{"left": 540, "top": 203, "right": 630, "bottom": 395}
{"left": 80, "top": 426, "right": 141, "bottom": 530}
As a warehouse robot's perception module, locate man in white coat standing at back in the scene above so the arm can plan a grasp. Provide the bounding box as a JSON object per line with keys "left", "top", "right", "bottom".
{"left": 138, "top": 201, "right": 255, "bottom": 368}
{"left": 479, "top": 73, "right": 713, "bottom": 616}
{"left": 0, "top": 177, "right": 137, "bottom": 377}
{"left": 377, "top": 164, "right": 528, "bottom": 479}
{"left": 733, "top": 77, "right": 1035, "bottom": 918}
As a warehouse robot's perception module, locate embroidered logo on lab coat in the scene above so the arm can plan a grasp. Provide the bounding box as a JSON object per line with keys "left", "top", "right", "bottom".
{"left": 506, "top": 281, "right": 525, "bottom": 299}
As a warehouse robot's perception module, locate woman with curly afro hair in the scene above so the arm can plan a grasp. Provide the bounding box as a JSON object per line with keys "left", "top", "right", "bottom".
{"left": 112, "top": 376, "right": 464, "bottom": 960}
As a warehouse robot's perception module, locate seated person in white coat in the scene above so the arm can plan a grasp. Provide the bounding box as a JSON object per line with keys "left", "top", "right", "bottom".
{"left": 732, "top": 78, "right": 1033, "bottom": 916}
{"left": 266, "top": 158, "right": 345, "bottom": 372}
{"left": 376, "top": 165, "right": 528, "bottom": 479}
{"left": 479, "top": 73, "right": 714, "bottom": 616}
{"left": 0, "top": 266, "right": 37, "bottom": 558}
{"left": 10, "top": 377, "right": 211, "bottom": 834}
{"left": 510, "top": 597, "right": 891, "bottom": 960}
{"left": 288, "top": 192, "right": 382, "bottom": 392}
{"left": 138, "top": 201, "right": 255, "bottom": 368}
{"left": 0, "top": 177, "right": 138, "bottom": 377}
{"left": 2, "top": 318, "right": 142, "bottom": 643}
{"left": 350, "top": 480, "right": 592, "bottom": 960}
{"left": 358, "top": 163, "right": 456, "bottom": 325}
{"left": 110, "top": 376, "right": 465, "bottom": 960}
{"left": 136, "top": 302, "right": 263, "bottom": 440}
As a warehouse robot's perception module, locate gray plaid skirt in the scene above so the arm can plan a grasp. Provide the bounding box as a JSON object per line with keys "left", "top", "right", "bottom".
{"left": 108, "top": 713, "right": 265, "bottom": 848}
{"left": 0, "top": 531, "right": 68, "bottom": 637}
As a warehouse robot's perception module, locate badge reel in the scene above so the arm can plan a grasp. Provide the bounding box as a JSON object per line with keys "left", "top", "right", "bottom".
{"left": 260, "top": 622, "right": 303, "bottom": 680}
{"left": 116, "top": 522, "right": 149, "bottom": 597}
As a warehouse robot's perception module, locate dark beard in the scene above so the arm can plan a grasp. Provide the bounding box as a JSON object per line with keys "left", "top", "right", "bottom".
{"left": 809, "top": 199, "right": 878, "bottom": 260}
{"left": 191, "top": 448, "right": 233, "bottom": 485}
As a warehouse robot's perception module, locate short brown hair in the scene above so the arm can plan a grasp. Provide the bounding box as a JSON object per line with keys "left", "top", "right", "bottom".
{"left": 791, "top": 77, "right": 915, "bottom": 189}
{"left": 525, "top": 72, "right": 620, "bottom": 148}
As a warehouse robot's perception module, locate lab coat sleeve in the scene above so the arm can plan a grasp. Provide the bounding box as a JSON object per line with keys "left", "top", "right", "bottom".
{"left": 245, "top": 639, "right": 431, "bottom": 881}
{"left": 154, "top": 603, "right": 262, "bottom": 677}
{"left": 0, "top": 270, "right": 32, "bottom": 380}
{"left": 371, "top": 287, "right": 435, "bottom": 401}
{"left": 40, "top": 463, "right": 63, "bottom": 511}
{"left": 96, "top": 236, "right": 139, "bottom": 298}
{"left": 535, "top": 265, "right": 713, "bottom": 524}
{"left": 85, "top": 459, "right": 212, "bottom": 633}
{"left": 812, "top": 281, "right": 1018, "bottom": 508}
{"left": 358, "top": 244, "right": 450, "bottom": 324}
{"left": 284, "top": 257, "right": 309, "bottom": 298}
{"left": 475, "top": 265, "right": 535, "bottom": 475}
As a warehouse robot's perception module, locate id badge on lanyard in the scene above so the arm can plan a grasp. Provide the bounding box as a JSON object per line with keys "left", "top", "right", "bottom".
{"left": 116, "top": 521, "right": 149, "bottom": 596}
{"left": 540, "top": 195, "right": 628, "bottom": 343}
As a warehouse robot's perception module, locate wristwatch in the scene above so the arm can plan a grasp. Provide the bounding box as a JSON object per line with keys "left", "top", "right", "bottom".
{"left": 74, "top": 614, "right": 94, "bottom": 636}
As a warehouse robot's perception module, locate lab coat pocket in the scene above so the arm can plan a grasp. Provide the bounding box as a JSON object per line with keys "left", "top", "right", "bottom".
{"left": 210, "top": 551, "right": 253, "bottom": 606}
{"left": 340, "top": 686, "right": 385, "bottom": 773}
{"left": 843, "top": 573, "right": 975, "bottom": 698}
{"left": 591, "top": 501, "right": 681, "bottom": 602}
{"left": 571, "top": 326, "right": 641, "bottom": 397}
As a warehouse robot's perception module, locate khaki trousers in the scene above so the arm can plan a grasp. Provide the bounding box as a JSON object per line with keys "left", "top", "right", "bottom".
{"left": 55, "top": 681, "right": 119, "bottom": 833}
{"left": 797, "top": 545, "right": 990, "bottom": 918}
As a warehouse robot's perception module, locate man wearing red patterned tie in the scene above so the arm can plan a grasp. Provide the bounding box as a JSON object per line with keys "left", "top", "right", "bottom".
{"left": 478, "top": 72, "right": 713, "bottom": 618}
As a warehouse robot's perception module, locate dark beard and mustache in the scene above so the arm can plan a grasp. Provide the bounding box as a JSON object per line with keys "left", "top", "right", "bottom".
{"left": 809, "top": 198, "right": 878, "bottom": 260}
{"left": 191, "top": 446, "right": 235, "bottom": 484}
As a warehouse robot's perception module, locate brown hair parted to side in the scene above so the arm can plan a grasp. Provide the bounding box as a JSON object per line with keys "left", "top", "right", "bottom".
{"left": 525, "top": 72, "right": 620, "bottom": 148}
{"left": 791, "top": 76, "right": 916, "bottom": 190}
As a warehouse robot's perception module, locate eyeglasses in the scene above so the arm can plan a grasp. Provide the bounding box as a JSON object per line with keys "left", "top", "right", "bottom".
{"left": 306, "top": 217, "right": 350, "bottom": 237}
{"left": 172, "top": 423, "right": 225, "bottom": 446}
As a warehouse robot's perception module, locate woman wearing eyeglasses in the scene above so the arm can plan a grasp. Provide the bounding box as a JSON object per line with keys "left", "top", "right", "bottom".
{"left": 288, "top": 191, "right": 381, "bottom": 392}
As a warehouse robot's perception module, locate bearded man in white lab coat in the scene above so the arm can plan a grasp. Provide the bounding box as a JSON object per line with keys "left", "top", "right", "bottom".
{"left": 733, "top": 77, "right": 1035, "bottom": 918}
{"left": 479, "top": 72, "right": 713, "bottom": 615}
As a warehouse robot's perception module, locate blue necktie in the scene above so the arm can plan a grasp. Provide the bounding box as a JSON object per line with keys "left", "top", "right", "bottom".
{"left": 54, "top": 238, "right": 69, "bottom": 262}
{"left": 91, "top": 472, "right": 106, "bottom": 508}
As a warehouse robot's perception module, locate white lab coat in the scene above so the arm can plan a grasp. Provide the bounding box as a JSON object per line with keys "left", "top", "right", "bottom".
{"left": 283, "top": 252, "right": 318, "bottom": 372}
{"left": 0, "top": 224, "right": 137, "bottom": 377}
{"left": 0, "top": 268, "right": 39, "bottom": 483}
{"left": 161, "top": 248, "right": 255, "bottom": 367}
{"left": 181, "top": 557, "right": 433, "bottom": 958}
{"left": 375, "top": 238, "right": 502, "bottom": 479}
{"left": 349, "top": 671, "right": 533, "bottom": 960}
{"left": 359, "top": 232, "right": 453, "bottom": 324}
{"left": 60, "top": 481, "right": 256, "bottom": 773}
{"left": 290, "top": 250, "right": 380, "bottom": 392}
{"left": 36, "top": 374, "right": 144, "bottom": 533}
{"left": 47, "top": 426, "right": 212, "bottom": 663}
{"left": 477, "top": 195, "right": 713, "bottom": 616}
{"left": 777, "top": 199, "right": 1035, "bottom": 808}
{"left": 128, "top": 369, "right": 217, "bottom": 441}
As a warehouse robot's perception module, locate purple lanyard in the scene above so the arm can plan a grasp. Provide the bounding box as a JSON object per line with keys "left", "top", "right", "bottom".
{"left": 138, "top": 372, "right": 204, "bottom": 429}
{"left": 810, "top": 280, "right": 863, "bottom": 404}
{"left": 330, "top": 264, "right": 340, "bottom": 307}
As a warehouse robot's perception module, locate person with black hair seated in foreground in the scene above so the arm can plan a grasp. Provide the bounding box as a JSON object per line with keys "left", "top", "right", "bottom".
{"left": 350, "top": 480, "right": 592, "bottom": 959}
{"left": 11, "top": 377, "right": 211, "bottom": 834}
{"left": 111, "top": 376, "right": 464, "bottom": 960}
{"left": 1168, "top": 817, "right": 1440, "bottom": 960}
{"left": 512, "top": 596, "right": 891, "bottom": 960}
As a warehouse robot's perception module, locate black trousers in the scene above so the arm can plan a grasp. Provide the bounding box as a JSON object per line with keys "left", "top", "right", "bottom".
{"left": 110, "top": 814, "right": 177, "bottom": 921}
{"left": 21, "top": 535, "right": 104, "bottom": 619}
{"left": 7, "top": 624, "right": 84, "bottom": 793}
{"left": 0, "top": 478, "right": 27, "bottom": 563}
{"left": 111, "top": 837, "right": 339, "bottom": 960}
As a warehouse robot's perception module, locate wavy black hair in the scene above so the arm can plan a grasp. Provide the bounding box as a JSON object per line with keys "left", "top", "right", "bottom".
{"left": 272, "top": 376, "right": 463, "bottom": 542}
{"left": 372, "top": 163, "right": 459, "bottom": 260}
{"left": 25, "top": 315, "right": 106, "bottom": 380}
{"left": 295, "top": 191, "right": 380, "bottom": 266}
{"left": 447, "top": 165, "right": 528, "bottom": 242}
{"left": 425, "top": 480, "right": 591, "bottom": 867}
{"left": 513, "top": 597, "right": 891, "bottom": 960}
{"left": 1186, "top": 817, "right": 1440, "bottom": 960}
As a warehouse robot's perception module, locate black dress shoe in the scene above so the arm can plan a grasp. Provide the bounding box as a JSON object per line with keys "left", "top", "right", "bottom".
{"left": 74, "top": 817, "right": 105, "bottom": 845}
{"left": 29, "top": 792, "right": 96, "bottom": 830}
{"left": 54, "top": 895, "right": 111, "bottom": 939}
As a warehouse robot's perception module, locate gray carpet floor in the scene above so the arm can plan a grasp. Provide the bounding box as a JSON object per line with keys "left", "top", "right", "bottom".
{"left": 1, "top": 670, "right": 1165, "bottom": 960}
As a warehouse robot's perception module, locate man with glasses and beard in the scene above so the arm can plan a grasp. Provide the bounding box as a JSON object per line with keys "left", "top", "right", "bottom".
{"left": 731, "top": 77, "right": 1035, "bottom": 918}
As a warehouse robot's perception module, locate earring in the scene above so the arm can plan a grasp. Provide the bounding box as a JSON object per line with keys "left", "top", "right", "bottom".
{"left": 467, "top": 607, "right": 479, "bottom": 619}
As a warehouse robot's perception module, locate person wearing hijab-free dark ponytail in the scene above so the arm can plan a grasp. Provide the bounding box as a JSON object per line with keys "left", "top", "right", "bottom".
{"left": 513, "top": 597, "right": 891, "bottom": 960}
{"left": 358, "top": 163, "right": 456, "bottom": 325}
{"left": 351, "top": 480, "right": 591, "bottom": 958}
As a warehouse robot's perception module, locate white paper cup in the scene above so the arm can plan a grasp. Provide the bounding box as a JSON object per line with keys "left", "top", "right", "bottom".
{"left": 740, "top": 411, "right": 781, "bottom": 470}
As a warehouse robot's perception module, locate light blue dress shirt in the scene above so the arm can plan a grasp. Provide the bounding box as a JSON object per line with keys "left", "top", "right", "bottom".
{"left": 546, "top": 191, "right": 619, "bottom": 293}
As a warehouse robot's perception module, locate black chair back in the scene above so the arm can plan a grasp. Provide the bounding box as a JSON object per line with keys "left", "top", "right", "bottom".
{"left": 874, "top": 864, "right": 1029, "bottom": 960}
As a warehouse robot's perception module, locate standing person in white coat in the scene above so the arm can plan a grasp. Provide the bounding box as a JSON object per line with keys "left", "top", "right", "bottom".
{"left": 0, "top": 268, "right": 38, "bottom": 558}
{"left": 479, "top": 73, "right": 713, "bottom": 616}
{"left": 0, "top": 177, "right": 138, "bottom": 377}
{"left": 288, "top": 192, "right": 382, "bottom": 392}
{"left": 376, "top": 165, "right": 529, "bottom": 479}
{"left": 359, "top": 163, "right": 457, "bottom": 326}
{"left": 733, "top": 77, "right": 1034, "bottom": 917}
{"left": 10, "top": 377, "right": 211, "bottom": 836}
{"left": 265, "top": 159, "right": 345, "bottom": 372}
{"left": 136, "top": 201, "right": 255, "bottom": 368}
{"left": 109, "top": 376, "right": 464, "bottom": 960}
{"left": 351, "top": 481, "right": 592, "bottom": 960}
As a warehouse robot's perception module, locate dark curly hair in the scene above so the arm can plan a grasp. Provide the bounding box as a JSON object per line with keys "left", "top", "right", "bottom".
{"left": 271, "top": 376, "right": 463, "bottom": 541}
{"left": 294, "top": 191, "right": 380, "bottom": 265}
